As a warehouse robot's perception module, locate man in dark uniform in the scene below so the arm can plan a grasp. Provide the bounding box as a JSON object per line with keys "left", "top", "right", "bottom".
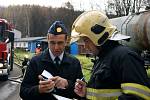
{"left": 35, "top": 43, "right": 42, "bottom": 55}
{"left": 20, "top": 21, "right": 84, "bottom": 100}
{"left": 72, "top": 11, "right": 150, "bottom": 100}
{"left": 22, "top": 55, "right": 29, "bottom": 75}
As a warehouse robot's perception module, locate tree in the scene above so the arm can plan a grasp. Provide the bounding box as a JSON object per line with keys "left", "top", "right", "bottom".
{"left": 106, "top": 0, "right": 147, "bottom": 17}
{"left": 145, "top": 0, "right": 150, "bottom": 10}
{"left": 122, "top": 0, "right": 132, "bottom": 15}
{"left": 0, "top": 5, "right": 82, "bottom": 37}
{"left": 110, "top": 0, "right": 131, "bottom": 16}
{"left": 63, "top": 1, "right": 74, "bottom": 10}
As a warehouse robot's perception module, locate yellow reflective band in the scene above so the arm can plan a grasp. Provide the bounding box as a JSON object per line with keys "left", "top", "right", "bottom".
{"left": 87, "top": 88, "right": 121, "bottom": 100}
{"left": 121, "top": 83, "right": 150, "bottom": 100}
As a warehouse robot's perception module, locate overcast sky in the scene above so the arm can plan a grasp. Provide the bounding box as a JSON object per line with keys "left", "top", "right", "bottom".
{"left": 0, "top": 0, "right": 107, "bottom": 11}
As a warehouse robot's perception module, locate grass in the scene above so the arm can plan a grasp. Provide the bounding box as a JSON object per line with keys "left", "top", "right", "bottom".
{"left": 76, "top": 55, "right": 93, "bottom": 69}
{"left": 75, "top": 55, "right": 93, "bottom": 82}
{"left": 14, "top": 49, "right": 34, "bottom": 65}
{"left": 147, "top": 68, "right": 150, "bottom": 78}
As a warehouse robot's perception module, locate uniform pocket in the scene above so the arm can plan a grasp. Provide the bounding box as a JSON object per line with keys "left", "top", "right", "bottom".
{"left": 94, "top": 63, "right": 111, "bottom": 81}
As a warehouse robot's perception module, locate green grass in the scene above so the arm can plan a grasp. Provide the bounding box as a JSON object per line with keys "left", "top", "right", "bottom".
{"left": 76, "top": 55, "right": 93, "bottom": 82}
{"left": 147, "top": 68, "right": 150, "bottom": 78}
{"left": 14, "top": 49, "right": 34, "bottom": 65}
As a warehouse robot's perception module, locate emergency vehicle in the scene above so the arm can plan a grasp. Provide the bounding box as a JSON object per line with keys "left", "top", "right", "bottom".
{"left": 0, "top": 18, "right": 14, "bottom": 80}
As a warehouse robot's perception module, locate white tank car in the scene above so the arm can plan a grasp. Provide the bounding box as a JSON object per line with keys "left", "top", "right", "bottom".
{"left": 110, "top": 10, "right": 150, "bottom": 51}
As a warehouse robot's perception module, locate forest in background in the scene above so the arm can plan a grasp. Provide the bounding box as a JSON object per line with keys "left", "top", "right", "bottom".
{"left": 0, "top": 0, "right": 149, "bottom": 38}
{"left": 0, "top": 5, "right": 82, "bottom": 37}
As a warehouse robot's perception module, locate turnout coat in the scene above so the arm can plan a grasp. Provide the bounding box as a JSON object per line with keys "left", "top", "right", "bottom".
{"left": 87, "top": 41, "right": 150, "bottom": 100}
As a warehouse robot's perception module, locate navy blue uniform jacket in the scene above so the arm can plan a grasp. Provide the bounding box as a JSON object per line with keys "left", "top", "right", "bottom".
{"left": 20, "top": 49, "right": 83, "bottom": 100}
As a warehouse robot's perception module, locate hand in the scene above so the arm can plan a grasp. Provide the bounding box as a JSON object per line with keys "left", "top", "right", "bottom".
{"left": 74, "top": 79, "right": 86, "bottom": 97}
{"left": 38, "top": 75, "right": 55, "bottom": 93}
{"left": 51, "top": 76, "right": 68, "bottom": 89}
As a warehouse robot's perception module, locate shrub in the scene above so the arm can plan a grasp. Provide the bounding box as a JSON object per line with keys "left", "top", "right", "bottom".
{"left": 76, "top": 55, "right": 93, "bottom": 82}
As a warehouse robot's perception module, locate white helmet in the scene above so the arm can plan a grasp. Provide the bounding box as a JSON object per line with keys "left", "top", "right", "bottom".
{"left": 71, "top": 10, "right": 130, "bottom": 46}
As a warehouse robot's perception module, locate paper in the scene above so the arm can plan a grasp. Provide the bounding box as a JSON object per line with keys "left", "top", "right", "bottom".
{"left": 41, "top": 70, "right": 53, "bottom": 79}
{"left": 53, "top": 94, "right": 73, "bottom": 100}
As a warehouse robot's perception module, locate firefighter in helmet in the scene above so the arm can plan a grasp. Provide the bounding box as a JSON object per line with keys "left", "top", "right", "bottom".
{"left": 35, "top": 43, "right": 42, "bottom": 55}
{"left": 22, "top": 55, "right": 30, "bottom": 75}
{"left": 71, "top": 10, "right": 150, "bottom": 100}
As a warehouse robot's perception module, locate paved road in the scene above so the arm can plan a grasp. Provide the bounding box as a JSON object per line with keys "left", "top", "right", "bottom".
{"left": 0, "top": 64, "right": 22, "bottom": 100}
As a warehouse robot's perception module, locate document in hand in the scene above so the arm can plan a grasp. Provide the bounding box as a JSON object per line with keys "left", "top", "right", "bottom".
{"left": 53, "top": 94, "right": 75, "bottom": 100}
{"left": 41, "top": 70, "right": 53, "bottom": 80}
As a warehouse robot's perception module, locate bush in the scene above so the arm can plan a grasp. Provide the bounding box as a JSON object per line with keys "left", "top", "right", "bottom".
{"left": 76, "top": 55, "right": 93, "bottom": 82}
{"left": 14, "top": 48, "right": 34, "bottom": 65}
{"left": 147, "top": 68, "right": 150, "bottom": 78}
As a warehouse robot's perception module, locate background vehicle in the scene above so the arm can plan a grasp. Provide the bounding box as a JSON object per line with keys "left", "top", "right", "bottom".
{"left": 0, "top": 18, "right": 14, "bottom": 80}
{"left": 110, "top": 10, "right": 150, "bottom": 67}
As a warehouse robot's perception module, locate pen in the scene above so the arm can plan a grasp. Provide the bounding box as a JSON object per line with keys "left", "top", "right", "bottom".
{"left": 80, "top": 77, "right": 84, "bottom": 81}
{"left": 75, "top": 77, "right": 85, "bottom": 88}
{"left": 76, "top": 77, "right": 85, "bottom": 86}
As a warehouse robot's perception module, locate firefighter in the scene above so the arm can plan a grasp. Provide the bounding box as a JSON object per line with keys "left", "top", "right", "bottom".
{"left": 35, "top": 43, "right": 42, "bottom": 55}
{"left": 71, "top": 10, "right": 150, "bottom": 100}
{"left": 22, "top": 55, "right": 29, "bottom": 75}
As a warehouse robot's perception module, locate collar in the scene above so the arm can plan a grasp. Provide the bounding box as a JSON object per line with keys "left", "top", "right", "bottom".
{"left": 49, "top": 49, "right": 64, "bottom": 61}
{"left": 98, "top": 40, "right": 120, "bottom": 57}
{"left": 41, "top": 49, "right": 70, "bottom": 64}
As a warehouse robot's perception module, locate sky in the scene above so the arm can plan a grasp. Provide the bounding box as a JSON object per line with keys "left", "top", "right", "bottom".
{"left": 0, "top": 0, "right": 107, "bottom": 11}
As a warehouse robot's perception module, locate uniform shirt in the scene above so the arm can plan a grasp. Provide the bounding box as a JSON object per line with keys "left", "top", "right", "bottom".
{"left": 49, "top": 49, "right": 63, "bottom": 62}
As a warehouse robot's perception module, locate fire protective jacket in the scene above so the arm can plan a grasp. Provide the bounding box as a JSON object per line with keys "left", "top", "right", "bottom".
{"left": 20, "top": 49, "right": 83, "bottom": 100}
{"left": 87, "top": 40, "right": 150, "bottom": 100}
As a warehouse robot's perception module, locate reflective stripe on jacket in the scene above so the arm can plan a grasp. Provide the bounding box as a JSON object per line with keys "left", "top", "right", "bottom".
{"left": 86, "top": 88, "right": 122, "bottom": 100}
{"left": 121, "top": 83, "right": 150, "bottom": 100}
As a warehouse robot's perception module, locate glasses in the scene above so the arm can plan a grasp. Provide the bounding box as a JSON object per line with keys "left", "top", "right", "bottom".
{"left": 49, "top": 41, "right": 65, "bottom": 46}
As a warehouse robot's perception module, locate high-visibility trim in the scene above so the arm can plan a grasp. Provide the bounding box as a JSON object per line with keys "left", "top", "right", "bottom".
{"left": 86, "top": 88, "right": 121, "bottom": 100}
{"left": 121, "top": 83, "right": 150, "bottom": 100}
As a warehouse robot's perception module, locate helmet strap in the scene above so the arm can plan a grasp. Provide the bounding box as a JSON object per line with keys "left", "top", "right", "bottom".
{"left": 98, "top": 32, "right": 109, "bottom": 45}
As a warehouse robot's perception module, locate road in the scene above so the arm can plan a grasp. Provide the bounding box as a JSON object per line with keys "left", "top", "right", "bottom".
{"left": 0, "top": 64, "right": 22, "bottom": 100}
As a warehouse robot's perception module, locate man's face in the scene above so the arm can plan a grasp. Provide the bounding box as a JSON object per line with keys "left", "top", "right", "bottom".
{"left": 82, "top": 37, "right": 99, "bottom": 56}
{"left": 47, "top": 34, "right": 66, "bottom": 56}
